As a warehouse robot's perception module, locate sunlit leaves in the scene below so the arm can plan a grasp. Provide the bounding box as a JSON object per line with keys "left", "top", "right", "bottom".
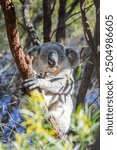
{"left": 71, "top": 103, "right": 100, "bottom": 149}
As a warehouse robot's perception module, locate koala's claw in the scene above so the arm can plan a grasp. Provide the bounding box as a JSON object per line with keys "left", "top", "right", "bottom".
{"left": 23, "top": 78, "right": 39, "bottom": 90}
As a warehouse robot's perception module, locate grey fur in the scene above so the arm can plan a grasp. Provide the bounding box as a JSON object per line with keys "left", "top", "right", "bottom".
{"left": 23, "top": 42, "right": 79, "bottom": 133}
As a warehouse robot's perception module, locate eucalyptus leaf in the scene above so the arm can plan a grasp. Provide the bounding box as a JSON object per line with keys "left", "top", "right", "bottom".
{"left": 75, "top": 64, "right": 81, "bottom": 81}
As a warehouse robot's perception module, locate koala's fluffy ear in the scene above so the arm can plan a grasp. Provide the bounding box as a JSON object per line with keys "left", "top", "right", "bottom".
{"left": 66, "top": 48, "right": 79, "bottom": 68}
{"left": 27, "top": 45, "right": 41, "bottom": 57}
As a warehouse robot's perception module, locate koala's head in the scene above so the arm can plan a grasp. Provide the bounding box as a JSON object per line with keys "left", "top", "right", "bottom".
{"left": 29, "top": 42, "right": 79, "bottom": 75}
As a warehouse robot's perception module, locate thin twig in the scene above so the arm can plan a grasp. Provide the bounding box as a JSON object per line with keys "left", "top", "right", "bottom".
{"left": 51, "top": 0, "right": 56, "bottom": 15}
{"left": 51, "top": 4, "right": 92, "bottom": 38}
{"left": 66, "top": 0, "right": 80, "bottom": 18}
{"left": 65, "top": 3, "right": 94, "bottom": 21}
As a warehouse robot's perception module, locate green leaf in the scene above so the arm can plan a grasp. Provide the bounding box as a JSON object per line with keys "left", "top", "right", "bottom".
{"left": 76, "top": 103, "right": 83, "bottom": 113}
{"left": 75, "top": 64, "right": 81, "bottom": 81}
{"left": 84, "top": 103, "right": 89, "bottom": 117}
{"left": 90, "top": 122, "right": 100, "bottom": 132}
{"left": 91, "top": 111, "right": 100, "bottom": 124}
{"left": 45, "top": 135, "right": 63, "bottom": 150}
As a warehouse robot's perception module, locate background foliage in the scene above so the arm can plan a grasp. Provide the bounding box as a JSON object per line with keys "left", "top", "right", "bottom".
{"left": 0, "top": 0, "right": 95, "bottom": 51}
{"left": 0, "top": 0, "right": 100, "bottom": 149}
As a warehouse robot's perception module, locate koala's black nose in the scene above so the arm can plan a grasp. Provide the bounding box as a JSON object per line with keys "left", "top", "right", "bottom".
{"left": 48, "top": 52, "right": 58, "bottom": 66}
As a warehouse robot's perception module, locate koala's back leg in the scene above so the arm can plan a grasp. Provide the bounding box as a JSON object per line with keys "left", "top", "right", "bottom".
{"left": 48, "top": 96, "right": 73, "bottom": 133}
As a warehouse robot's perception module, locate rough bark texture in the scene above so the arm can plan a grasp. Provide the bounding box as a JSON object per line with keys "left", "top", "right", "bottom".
{"left": 24, "top": 11, "right": 43, "bottom": 49}
{"left": 80, "top": 0, "right": 100, "bottom": 85}
{"left": 1, "top": 0, "right": 68, "bottom": 138}
{"left": 1, "top": 0, "right": 33, "bottom": 79}
{"left": 22, "top": 0, "right": 40, "bottom": 46}
{"left": 43, "top": 0, "right": 52, "bottom": 42}
{"left": 76, "top": 0, "right": 100, "bottom": 105}
{"left": 76, "top": 56, "right": 94, "bottom": 105}
{"left": 24, "top": 0, "right": 56, "bottom": 48}
{"left": 56, "top": 0, "right": 67, "bottom": 43}
{"left": 93, "top": 0, "right": 100, "bottom": 47}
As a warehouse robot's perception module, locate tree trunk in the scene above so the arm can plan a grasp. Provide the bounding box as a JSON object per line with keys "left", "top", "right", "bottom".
{"left": 43, "top": 0, "right": 52, "bottom": 42}
{"left": 22, "top": 0, "right": 40, "bottom": 46}
{"left": 56, "top": 0, "right": 67, "bottom": 43}
{"left": 66, "top": 0, "right": 80, "bottom": 18}
{"left": 76, "top": 0, "right": 100, "bottom": 105}
{"left": 80, "top": 0, "right": 100, "bottom": 85}
{"left": 1, "top": 0, "right": 64, "bottom": 138}
{"left": 76, "top": 56, "right": 94, "bottom": 105}
{"left": 1, "top": 0, "right": 33, "bottom": 80}
{"left": 93, "top": 0, "right": 100, "bottom": 47}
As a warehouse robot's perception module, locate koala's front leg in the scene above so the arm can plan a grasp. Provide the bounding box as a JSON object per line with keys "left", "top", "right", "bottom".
{"left": 23, "top": 76, "right": 74, "bottom": 94}
{"left": 23, "top": 77, "right": 59, "bottom": 92}
{"left": 23, "top": 77, "right": 57, "bottom": 92}
{"left": 23, "top": 77, "right": 42, "bottom": 90}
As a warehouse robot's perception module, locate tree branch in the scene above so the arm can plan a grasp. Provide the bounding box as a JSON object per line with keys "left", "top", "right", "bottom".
{"left": 24, "top": 0, "right": 55, "bottom": 48}
{"left": 76, "top": 0, "right": 100, "bottom": 105}
{"left": 80, "top": 0, "right": 100, "bottom": 85}
{"left": 65, "top": 3, "right": 94, "bottom": 21}
{"left": 51, "top": 17, "right": 80, "bottom": 39}
{"left": 51, "top": 0, "right": 56, "bottom": 15}
{"left": 1, "top": 0, "right": 33, "bottom": 79}
{"left": 76, "top": 56, "right": 94, "bottom": 105}
{"left": 93, "top": 0, "right": 100, "bottom": 47}
{"left": 33, "top": 11, "right": 43, "bottom": 28}
{"left": 51, "top": 4, "right": 92, "bottom": 39}
{"left": 56, "top": 0, "right": 67, "bottom": 42}
{"left": 24, "top": 11, "right": 43, "bottom": 49}
{"left": 43, "top": 0, "right": 52, "bottom": 42}
{"left": 0, "top": 0, "right": 69, "bottom": 138}
{"left": 66, "top": 0, "right": 80, "bottom": 18}
{"left": 22, "top": 0, "right": 40, "bottom": 46}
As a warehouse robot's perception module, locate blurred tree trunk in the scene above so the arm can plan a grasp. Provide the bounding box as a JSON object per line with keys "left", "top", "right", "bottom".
{"left": 76, "top": 56, "right": 94, "bottom": 105}
{"left": 24, "top": 0, "right": 55, "bottom": 48}
{"left": 24, "top": 11, "right": 43, "bottom": 49}
{"left": 93, "top": 0, "right": 100, "bottom": 47}
{"left": 1, "top": 0, "right": 33, "bottom": 80}
{"left": 43, "top": 0, "right": 52, "bottom": 42}
{"left": 80, "top": 0, "right": 100, "bottom": 84}
{"left": 56, "top": 0, "right": 67, "bottom": 43}
{"left": 76, "top": 0, "right": 100, "bottom": 105}
{"left": 66, "top": 0, "right": 80, "bottom": 18}
{"left": 91, "top": 134, "right": 100, "bottom": 150}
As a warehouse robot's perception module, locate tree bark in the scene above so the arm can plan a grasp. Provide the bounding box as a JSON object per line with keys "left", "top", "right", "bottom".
{"left": 93, "top": 0, "right": 100, "bottom": 47}
{"left": 76, "top": 0, "right": 100, "bottom": 105}
{"left": 24, "top": 11, "right": 43, "bottom": 49}
{"left": 80, "top": 0, "right": 100, "bottom": 85}
{"left": 22, "top": 0, "right": 40, "bottom": 46}
{"left": 1, "top": 0, "right": 33, "bottom": 80}
{"left": 43, "top": 0, "right": 52, "bottom": 42}
{"left": 1, "top": 0, "right": 64, "bottom": 138}
{"left": 76, "top": 56, "right": 94, "bottom": 105}
{"left": 56, "top": 0, "right": 67, "bottom": 43}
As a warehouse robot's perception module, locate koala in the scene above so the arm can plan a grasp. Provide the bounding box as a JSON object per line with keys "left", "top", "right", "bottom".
{"left": 23, "top": 42, "right": 79, "bottom": 133}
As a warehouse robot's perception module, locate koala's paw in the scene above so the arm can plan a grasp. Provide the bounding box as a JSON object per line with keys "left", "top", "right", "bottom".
{"left": 23, "top": 77, "right": 40, "bottom": 90}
